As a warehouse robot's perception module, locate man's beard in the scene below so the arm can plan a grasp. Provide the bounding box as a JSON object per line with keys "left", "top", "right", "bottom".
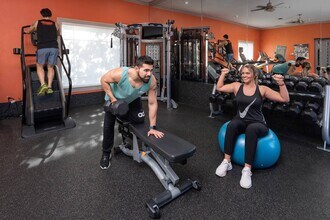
{"left": 139, "top": 74, "right": 150, "bottom": 83}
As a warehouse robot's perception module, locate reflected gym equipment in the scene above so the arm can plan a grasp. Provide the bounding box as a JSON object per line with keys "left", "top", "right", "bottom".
{"left": 181, "top": 27, "right": 211, "bottom": 82}
{"left": 111, "top": 21, "right": 177, "bottom": 110}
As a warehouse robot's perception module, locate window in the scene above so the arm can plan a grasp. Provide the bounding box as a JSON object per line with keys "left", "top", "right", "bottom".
{"left": 238, "top": 41, "right": 254, "bottom": 62}
{"left": 59, "top": 19, "right": 120, "bottom": 89}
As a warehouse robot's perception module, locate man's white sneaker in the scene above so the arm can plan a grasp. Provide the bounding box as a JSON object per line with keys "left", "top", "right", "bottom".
{"left": 240, "top": 167, "right": 252, "bottom": 189}
{"left": 215, "top": 159, "right": 232, "bottom": 177}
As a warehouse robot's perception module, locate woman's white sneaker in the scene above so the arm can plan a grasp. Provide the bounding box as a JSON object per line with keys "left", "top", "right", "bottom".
{"left": 215, "top": 159, "right": 232, "bottom": 177}
{"left": 240, "top": 167, "right": 252, "bottom": 189}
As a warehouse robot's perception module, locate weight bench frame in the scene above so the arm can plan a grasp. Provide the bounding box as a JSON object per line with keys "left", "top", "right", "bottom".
{"left": 115, "top": 119, "right": 201, "bottom": 219}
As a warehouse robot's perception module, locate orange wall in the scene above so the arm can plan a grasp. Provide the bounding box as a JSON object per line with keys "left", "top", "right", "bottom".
{"left": 1, "top": 1, "right": 329, "bottom": 104}
{"left": 260, "top": 23, "right": 330, "bottom": 69}
{"left": 0, "top": 0, "right": 261, "bottom": 103}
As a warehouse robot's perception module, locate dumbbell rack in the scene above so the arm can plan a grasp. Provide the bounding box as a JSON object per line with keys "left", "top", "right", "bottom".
{"left": 262, "top": 76, "right": 330, "bottom": 152}
{"left": 261, "top": 75, "right": 325, "bottom": 125}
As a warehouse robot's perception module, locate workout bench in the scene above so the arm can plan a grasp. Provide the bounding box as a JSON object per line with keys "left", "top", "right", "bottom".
{"left": 115, "top": 118, "right": 201, "bottom": 219}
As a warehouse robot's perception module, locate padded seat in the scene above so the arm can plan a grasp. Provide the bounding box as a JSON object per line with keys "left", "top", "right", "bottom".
{"left": 127, "top": 123, "right": 196, "bottom": 163}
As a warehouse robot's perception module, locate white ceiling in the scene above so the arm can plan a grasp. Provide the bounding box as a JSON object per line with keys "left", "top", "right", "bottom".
{"left": 127, "top": 0, "right": 330, "bottom": 29}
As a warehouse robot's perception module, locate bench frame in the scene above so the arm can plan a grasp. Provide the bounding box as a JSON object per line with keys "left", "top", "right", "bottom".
{"left": 115, "top": 119, "right": 201, "bottom": 219}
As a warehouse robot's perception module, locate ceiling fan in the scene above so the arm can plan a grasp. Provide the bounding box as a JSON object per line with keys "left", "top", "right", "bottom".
{"left": 251, "top": 0, "right": 284, "bottom": 12}
{"left": 287, "top": 14, "right": 304, "bottom": 24}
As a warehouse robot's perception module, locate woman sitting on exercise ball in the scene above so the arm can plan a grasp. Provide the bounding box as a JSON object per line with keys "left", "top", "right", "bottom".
{"left": 215, "top": 65, "right": 289, "bottom": 189}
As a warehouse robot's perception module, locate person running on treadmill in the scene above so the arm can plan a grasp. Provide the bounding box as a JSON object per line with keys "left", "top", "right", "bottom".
{"left": 26, "top": 8, "right": 59, "bottom": 96}
{"left": 99, "top": 56, "right": 164, "bottom": 170}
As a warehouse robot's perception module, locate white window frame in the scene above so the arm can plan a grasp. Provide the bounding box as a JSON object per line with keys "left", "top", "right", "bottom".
{"left": 58, "top": 18, "right": 120, "bottom": 92}
{"left": 238, "top": 40, "right": 254, "bottom": 61}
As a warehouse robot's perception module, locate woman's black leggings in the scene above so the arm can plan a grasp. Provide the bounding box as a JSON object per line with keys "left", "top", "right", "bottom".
{"left": 224, "top": 118, "right": 269, "bottom": 165}
{"left": 102, "top": 98, "right": 145, "bottom": 155}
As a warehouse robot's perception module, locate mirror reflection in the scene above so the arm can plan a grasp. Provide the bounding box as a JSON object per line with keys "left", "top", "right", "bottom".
{"left": 139, "top": 0, "right": 329, "bottom": 81}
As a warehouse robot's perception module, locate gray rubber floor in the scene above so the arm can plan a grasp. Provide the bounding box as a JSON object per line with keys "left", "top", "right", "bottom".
{"left": 0, "top": 102, "right": 329, "bottom": 219}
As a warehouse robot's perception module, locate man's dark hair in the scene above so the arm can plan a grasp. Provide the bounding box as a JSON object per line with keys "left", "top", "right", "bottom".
{"left": 223, "top": 34, "right": 229, "bottom": 39}
{"left": 136, "top": 56, "right": 154, "bottom": 67}
{"left": 275, "top": 54, "right": 286, "bottom": 63}
{"left": 40, "top": 8, "right": 52, "bottom": 17}
{"left": 296, "top": 56, "right": 306, "bottom": 62}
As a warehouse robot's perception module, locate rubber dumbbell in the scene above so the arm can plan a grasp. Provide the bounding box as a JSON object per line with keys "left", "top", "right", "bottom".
{"left": 225, "top": 75, "right": 235, "bottom": 84}
{"left": 104, "top": 100, "right": 129, "bottom": 117}
{"left": 308, "top": 77, "right": 327, "bottom": 93}
{"left": 258, "top": 74, "right": 265, "bottom": 85}
{"left": 285, "top": 81, "right": 295, "bottom": 90}
{"left": 295, "top": 77, "right": 313, "bottom": 92}
{"left": 284, "top": 75, "right": 295, "bottom": 90}
{"left": 290, "top": 76, "right": 299, "bottom": 84}
{"left": 261, "top": 73, "right": 272, "bottom": 86}
{"left": 270, "top": 78, "right": 279, "bottom": 89}
{"left": 273, "top": 103, "right": 289, "bottom": 113}
{"left": 216, "top": 93, "right": 230, "bottom": 104}
{"left": 287, "top": 101, "right": 304, "bottom": 118}
{"left": 284, "top": 75, "right": 299, "bottom": 91}
{"left": 314, "top": 77, "right": 327, "bottom": 86}
{"left": 262, "top": 100, "right": 275, "bottom": 111}
{"left": 305, "top": 102, "right": 320, "bottom": 113}
{"left": 301, "top": 108, "right": 318, "bottom": 123}
{"left": 233, "top": 75, "right": 241, "bottom": 82}
{"left": 301, "top": 77, "right": 314, "bottom": 84}
{"left": 309, "top": 82, "right": 323, "bottom": 93}
{"left": 261, "top": 79, "right": 271, "bottom": 86}
{"left": 209, "top": 92, "right": 220, "bottom": 103}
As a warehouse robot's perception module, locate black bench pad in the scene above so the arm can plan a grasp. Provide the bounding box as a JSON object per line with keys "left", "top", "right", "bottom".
{"left": 128, "top": 123, "right": 196, "bottom": 163}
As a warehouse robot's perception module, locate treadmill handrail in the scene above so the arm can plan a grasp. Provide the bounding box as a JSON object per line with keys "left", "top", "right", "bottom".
{"left": 58, "top": 35, "right": 72, "bottom": 117}
{"left": 20, "top": 25, "right": 32, "bottom": 124}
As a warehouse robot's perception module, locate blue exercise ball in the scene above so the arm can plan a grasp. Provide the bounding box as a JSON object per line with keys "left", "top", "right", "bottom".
{"left": 218, "top": 121, "right": 281, "bottom": 169}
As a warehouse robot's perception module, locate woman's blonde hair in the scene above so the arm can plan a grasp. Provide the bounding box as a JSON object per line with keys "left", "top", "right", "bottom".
{"left": 240, "top": 64, "right": 260, "bottom": 84}
{"left": 302, "top": 61, "right": 311, "bottom": 70}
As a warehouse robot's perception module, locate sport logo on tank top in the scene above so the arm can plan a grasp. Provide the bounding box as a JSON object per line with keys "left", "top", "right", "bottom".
{"left": 239, "top": 98, "right": 256, "bottom": 118}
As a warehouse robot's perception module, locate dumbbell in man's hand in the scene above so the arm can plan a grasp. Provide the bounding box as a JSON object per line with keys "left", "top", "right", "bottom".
{"left": 104, "top": 100, "right": 129, "bottom": 117}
